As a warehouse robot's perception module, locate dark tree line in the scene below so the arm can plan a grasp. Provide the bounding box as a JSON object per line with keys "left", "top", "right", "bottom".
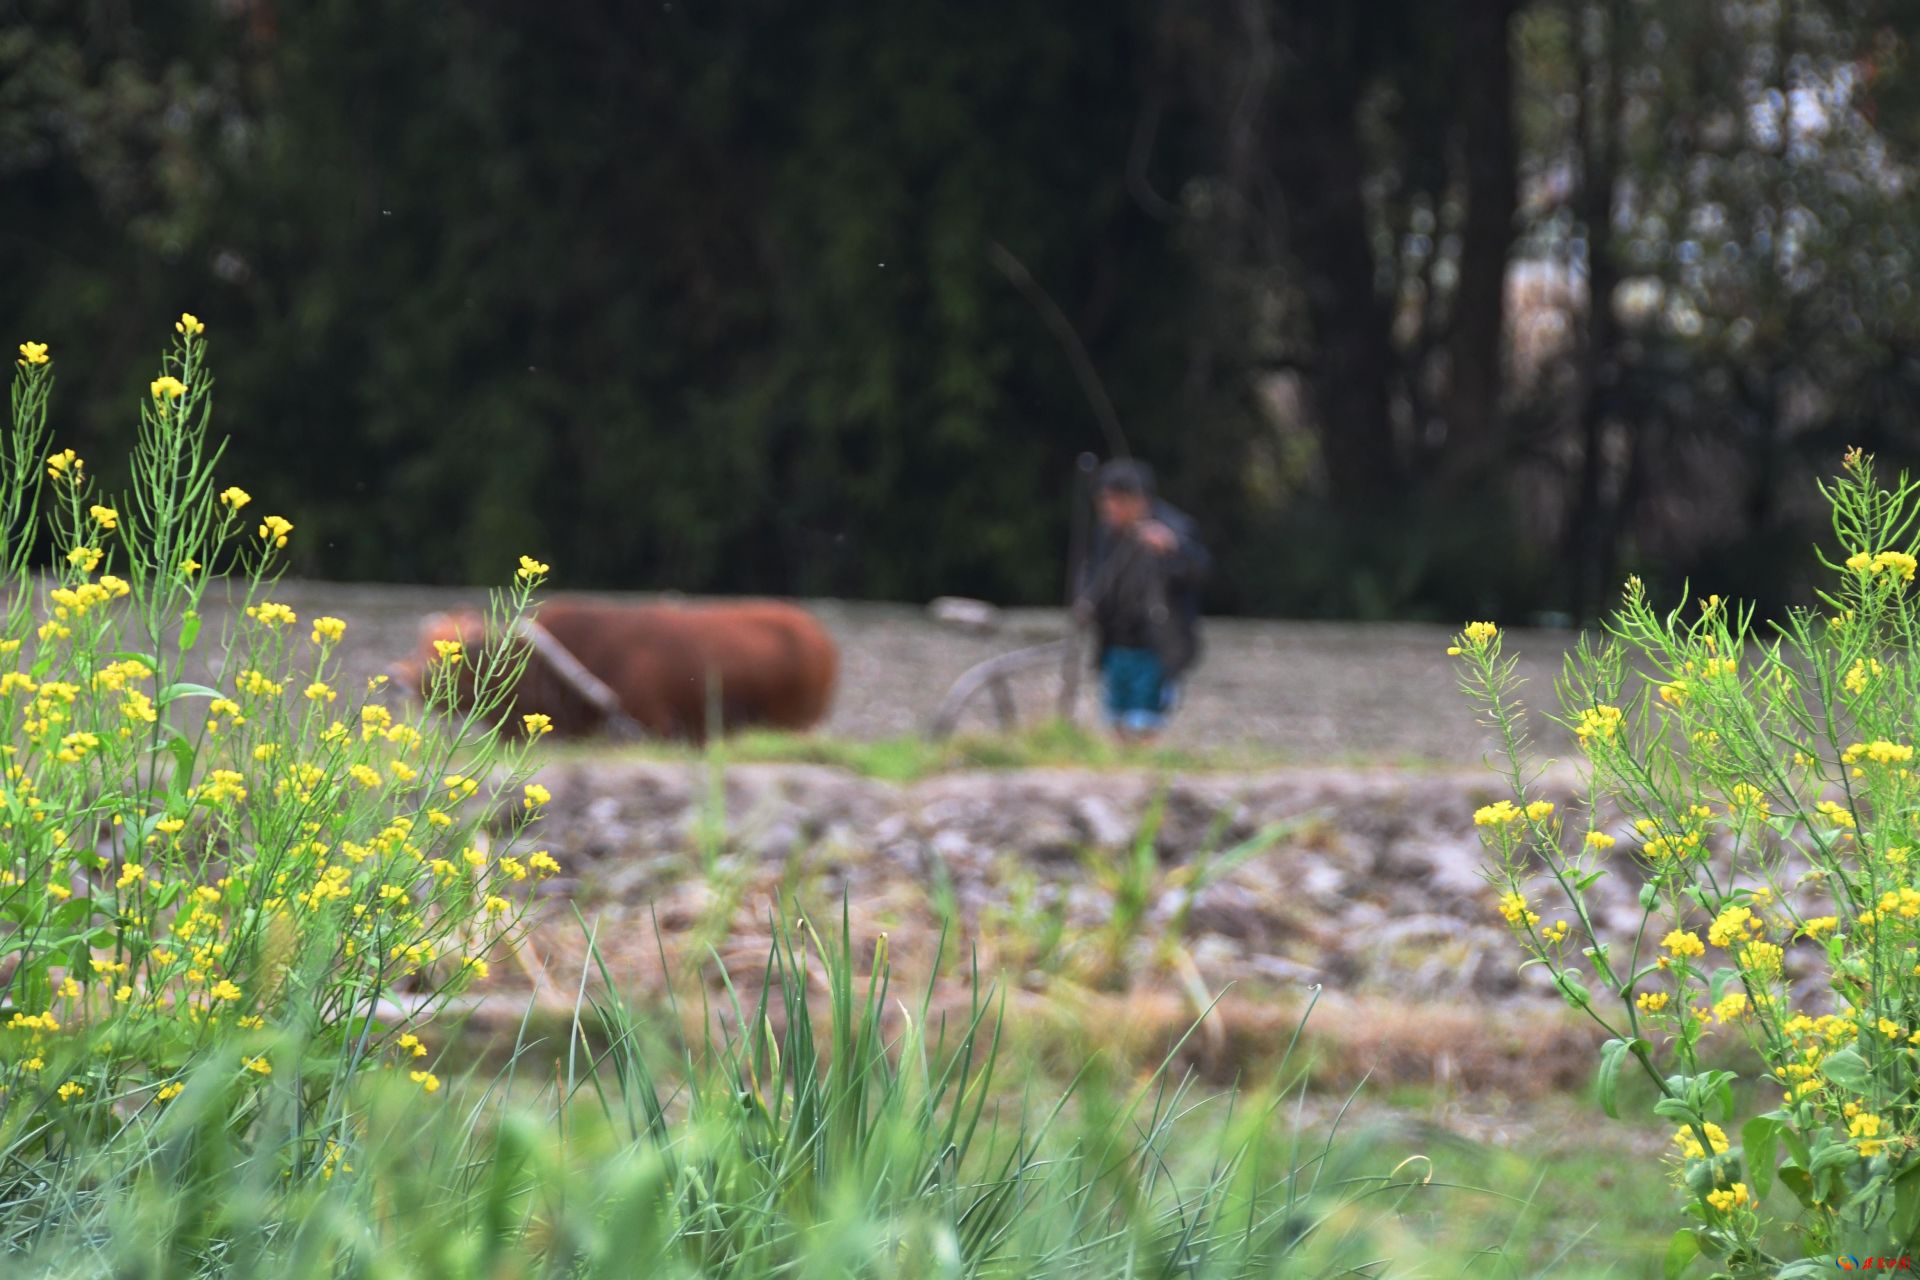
{"left": 6, "top": 0, "right": 1920, "bottom": 619}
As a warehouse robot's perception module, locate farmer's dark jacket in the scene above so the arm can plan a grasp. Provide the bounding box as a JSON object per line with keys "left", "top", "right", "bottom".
{"left": 1078, "top": 501, "right": 1210, "bottom": 680}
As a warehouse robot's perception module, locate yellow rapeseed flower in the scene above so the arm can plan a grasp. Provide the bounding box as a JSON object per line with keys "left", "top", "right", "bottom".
{"left": 149, "top": 376, "right": 187, "bottom": 400}
{"left": 517, "top": 555, "right": 550, "bottom": 581}
{"left": 1671, "top": 1122, "right": 1729, "bottom": 1159}
{"left": 1705, "top": 1183, "right": 1750, "bottom": 1213}
{"left": 1815, "top": 799, "right": 1856, "bottom": 829}
{"left": 410, "top": 1070, "right": 441, "bottom": 1094}
{"left": 1851, "top": 1112, "right": 1888, "bottom": 1156}
{"left": 175, "top": 313, "right": 205, "bottom": 336}
{"left": 1845, "top": 658, "right": 1883, "bottom": 696}
{"left": 432, "top": 638, "right": 463, "bottom": 664}
{"left": 257, "top": 515, "right": 293, "bottom": 548}
{"left": 219, "top": 486, "right": 251, "bottom": 510}
{"left": 1473, "top": 800, "right": 1523, "bottom": 827}
{"left": 1496, "top": 891, "right": 1539, "bottom": 927}
{"left": 522, "top": 712, "right": 554, "bottom": 736}
{"left": 45, "top": 449, "right": 81, "bottom": 482}
{"left": 18, "top": 341, "right": 49, "bottom": 366}
{"left": 89, "top": 505, "right": 119, "bottom": 530}
{"left": 1662, "top": 929, "right": 1706, "bottom": 959}
{"left": 522, "top": 782, "right": 550, "bottom": 810}
{"left": 311, "top": 616, "right": 346, "bottom": 644}
{"left": 1573, "top": 704, "right": 1624, "bottom": 745}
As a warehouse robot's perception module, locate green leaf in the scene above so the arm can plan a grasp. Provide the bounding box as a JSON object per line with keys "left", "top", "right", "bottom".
{"left": 1778, "top": 1122, "right": 1811, "bottom": 1167}
{"left": 165, "top": 731, "right": 196, "bottom": 799}
{"left": 1819, "top": 1045, "right": 1873, "bottom": 1092}
{"left": 157, "top": 681, "right": 225, "bottom": 706}
{"left": 1639, "top": 881, "right": 1660, "bottom": 909}
{"left": 1597, "top": 1037, "right": 1640, "bottom": 1120}
{"left": 1891, "top": 1160, "right": 1920, "bottom": 1242}
{"left": 1810, "top": 1140, "right": 1859, "bottom": 1175}
{"left": 1741, "top": 1115, "right": 1780, "bottom": 1201}
{"left": 1554, "top": 970, "right": 1591, "bottom": 1009}
{"left": 110, "top": 650, "right": 161, "bottom": 668}
{"left": 1662, "top": 1229, "right": 1700, "bottom": 1280}
{"left": 179, "top": 612, "right": 201, "bottom": 651}
{"left": 1653, "top": 1097, "right": 1699, "bottom": 1123}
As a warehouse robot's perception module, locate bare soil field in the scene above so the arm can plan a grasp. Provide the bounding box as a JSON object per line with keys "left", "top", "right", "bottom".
{"left": 218, "top": 583, "right": 1631, "bottom": 1090}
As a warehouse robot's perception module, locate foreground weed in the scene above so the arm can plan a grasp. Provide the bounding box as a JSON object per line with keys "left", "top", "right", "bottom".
{"left": 0, "top": 326, "right": 556, "bottom": 1242}
{"left": 1457, "top": 451, "right": 1920, "bottom": 1272}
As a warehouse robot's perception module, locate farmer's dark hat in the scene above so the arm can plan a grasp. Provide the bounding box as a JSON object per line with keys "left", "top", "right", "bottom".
{"left": 1095, "top": 458, "right": 1156, "bottom": 498}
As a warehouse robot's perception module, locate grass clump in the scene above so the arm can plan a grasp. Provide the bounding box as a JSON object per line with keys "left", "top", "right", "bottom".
{"left": 18, "top": 909, "right": 1465, "bottom": 1278}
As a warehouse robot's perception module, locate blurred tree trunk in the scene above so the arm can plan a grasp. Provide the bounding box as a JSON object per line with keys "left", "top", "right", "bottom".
{"left": 1565, "top": 0, "right": 1628, "bottom": 622}
{"left": 1267, "top": 6, "right": 1401, "bottom": 503}
{"left": 1443, "top": 0, "right": 1518, "bottom": 475}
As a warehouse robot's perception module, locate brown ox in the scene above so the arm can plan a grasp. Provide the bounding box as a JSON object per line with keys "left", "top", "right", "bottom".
{"left": 395, "top": 598, "right": 838, "bottom": 742}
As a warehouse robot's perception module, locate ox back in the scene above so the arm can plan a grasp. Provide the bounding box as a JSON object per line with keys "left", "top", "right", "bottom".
{"left": 514, "top": 599, "right": 838, "bottom": 742}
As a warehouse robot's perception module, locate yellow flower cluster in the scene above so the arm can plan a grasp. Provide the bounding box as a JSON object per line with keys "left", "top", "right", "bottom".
{"left": 1814, "top": 799, "right": 1856, "bottom": 829}
{"left": 1473, "top": 799, "right": 1552, "bottom": 827}
{"left": 1574, "top": 704, "right": 1624, "bottom": 745}
{"left": 1705, "top": 1183, "right": 1751, "bottom": 1213}
{"left": 1845, "top": 657, "right": 1884, "bottom": 696}
{"left": 246, "top": 602, "right": 298, "bottom": 628}
{"left": 1670, "top": 1122, "right": 1729, "bottom": 1160}
{"left": 1496, "top": 891, "right": 1540, "bottom": 927}
{"left": 1446, "top": 620, "right": 1498, "bottom": 656}
{"left": 1707, "top": 905, "right": 1764, "bottom": 948}
{"left": 18, "top": 341, "right": 49, "bottom": 367}
{"left": 45, "top": 450, "right": 81, "bottom": 483}
{"left": 1846, "top": 549, "right": 1918, "bottom": 581}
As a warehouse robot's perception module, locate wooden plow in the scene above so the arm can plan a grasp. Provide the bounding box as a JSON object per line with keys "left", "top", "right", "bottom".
{"left": 926, "top": 639, "right": 1075, "bottom": 741}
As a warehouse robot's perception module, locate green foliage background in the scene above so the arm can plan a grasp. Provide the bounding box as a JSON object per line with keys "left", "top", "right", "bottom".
{"left": 4, "top": 0, "right": 1230, "bottom": 607}
{"left": 12, "top": 1, "right": 1920, "bottom": 619}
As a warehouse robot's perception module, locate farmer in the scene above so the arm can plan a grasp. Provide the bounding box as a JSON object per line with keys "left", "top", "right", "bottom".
{"left": 1075, "top": 459, "right": 1210, "bottom": 742}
